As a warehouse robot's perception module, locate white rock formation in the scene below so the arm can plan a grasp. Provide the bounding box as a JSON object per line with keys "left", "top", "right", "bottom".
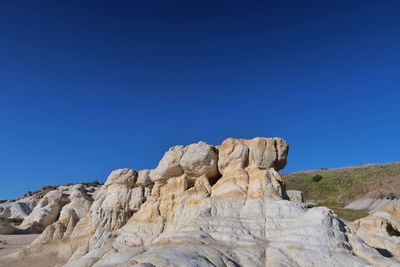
{"left": 351, "top": 202, "right": 400, "bottom": 261}
{"left": 19, "top": 184, "right": 95, "bottom": 233}
{"left": 1, "top": 137, "right": 399, "bottom": 267}
{"left": 0, "top": 197, "right": 37, "bottom": 220}
{"left": 346, "top": 198, "right": 400, "bottom": 214}
{"left": 286, "top": 190, "right": 304, "bottom": 206}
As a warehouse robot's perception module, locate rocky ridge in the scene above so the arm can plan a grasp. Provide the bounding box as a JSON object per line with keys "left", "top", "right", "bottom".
{"left": 0, "top": 137, "right": 399, "bottom": 267}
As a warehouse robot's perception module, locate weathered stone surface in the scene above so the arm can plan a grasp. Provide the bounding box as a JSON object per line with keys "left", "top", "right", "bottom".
{"left": 286, "top": 189, "right": 304, "bottom": 205}
{"left": 1, "top": 137, "right": 399, "bottom": 267}
{"left": 19, "top": 189, "right": 68, "bottom": 232}
{"left": 351, "top": 203, "right": 400, "bottom": 261}
{"left": 180, "top": 141, "right": 219, "bottom": 180}
{"left": 0, "top": 198, "right": 37, "bottom": 220}
{"left": 87, "top": 169, "right": 152, "bottom": 248}
{"left": 217, "top": 138, "right": 249, "bottom": 174}
{"left": 150, "top": 146, "right": 185, "bottom": 182}
{"left": 346, "top": 198, "right": 400, "bottom": 214}
{"left": 150, "top": 142, "right": 219, "bottom": 183}
{"left": 137, "top": 170, "right": 152, "bottom": 187}
{"left": 105, "top": 168, "right": 137, "bottom": 186}
{"left": 0, "top": 185, "right": 95, "bottom": 238}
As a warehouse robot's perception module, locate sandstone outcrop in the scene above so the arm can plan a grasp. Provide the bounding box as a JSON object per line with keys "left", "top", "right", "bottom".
{"left": 286, "top": 190, "right": 304, "bottom": 206}
{"left": 0, "top": 197, "right": 37, "bottom": 220}
{"left": 19, "top": 184, "right": 96, "bottom": 233}
{"left": 1, "top": 137, "right": 399, "bottom": 267}
{"left": 352, "top": 202, "right": 400, "bottom": 261}
{"left": 346, "top": 198, "right": 400, "bottom": 214}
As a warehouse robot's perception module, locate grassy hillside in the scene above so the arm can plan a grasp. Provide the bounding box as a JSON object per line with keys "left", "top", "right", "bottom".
{"left": 283, "top": 163, "right": 400, "bottom": 220}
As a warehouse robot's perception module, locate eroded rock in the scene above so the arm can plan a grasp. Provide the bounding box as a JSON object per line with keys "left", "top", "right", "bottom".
{"left": 2, "top": 137, "right": 400, "bottom": 267}
{"left": 352, "top": 203, "right": 400, "bottom": 261}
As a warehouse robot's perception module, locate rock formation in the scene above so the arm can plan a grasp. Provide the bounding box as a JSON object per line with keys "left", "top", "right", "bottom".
{"left": 352, "top": 202, "right": 400, "bottom": 261}
{"left": 286, "top": 190, "right": 304, "bottom": 206}
{"left": 346, "top": 198, "right": 400, "bottom": 214}
{"left": 0, "top": 219, "right": 24, "bottom": 235}
{"left": 19, "top": 184, "right": 96, "bottom": 234}
{"left": 1, "top": 137, "right": 399, "bottom": 267}
{"left": 0, "top": 197, "right": 37, "bottom": 220}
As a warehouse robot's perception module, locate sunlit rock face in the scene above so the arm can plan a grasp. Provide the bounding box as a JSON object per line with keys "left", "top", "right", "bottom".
{"left": 18, "top": 184, "right": 95, "bottom": 234}
{"left": 0, "top": 198, "right": 38, "bottom": 221}
{"left": 3, "top": 137, "right": 400, "bottom": 267}
{"left": 351, "top": 203, "right": 400, "bottom": 261}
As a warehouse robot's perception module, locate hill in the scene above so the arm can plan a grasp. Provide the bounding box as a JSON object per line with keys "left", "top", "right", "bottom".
{"left": 283, "top": 162, "right": 400, "bottom": 220}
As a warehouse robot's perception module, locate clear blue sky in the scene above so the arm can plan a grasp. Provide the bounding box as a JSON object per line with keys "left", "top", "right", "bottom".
{"left": 1, "top": 1, "right": 399, "bottom": 199}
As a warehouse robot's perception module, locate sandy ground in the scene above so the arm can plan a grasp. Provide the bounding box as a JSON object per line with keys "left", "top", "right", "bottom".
{"left": 0, "top": 234, "right": 39, "bottom": 258}
{"left": 0, "top": 234, "right": 68, "bottom": 267}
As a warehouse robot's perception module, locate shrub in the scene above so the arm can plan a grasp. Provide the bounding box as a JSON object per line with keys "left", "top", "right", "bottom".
{"left": 42, "top": 185, "right": 56, "bottom": 191}
{"left": 311, "top": 175, "right": 323, "bottom": 183}
{"left": 91, "top": 180, "right": 101, "bottom": 186}
{"left": 8, "top": 218, "right": 23, "bottom": 225}
{"left": 83, "top": 180, "right": 102, "bottom": 187}
{"left": 386, "top": 192, "right": 397, "bottom": 200}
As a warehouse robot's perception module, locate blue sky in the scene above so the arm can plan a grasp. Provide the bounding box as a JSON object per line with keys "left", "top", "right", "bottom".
{"left": 1, "top": 1, "right": 400, "bottom": 199}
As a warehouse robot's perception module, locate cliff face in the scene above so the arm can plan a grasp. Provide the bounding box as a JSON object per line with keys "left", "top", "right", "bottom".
{"left": 1, "top": 137, "right": 399, "bottom": 267}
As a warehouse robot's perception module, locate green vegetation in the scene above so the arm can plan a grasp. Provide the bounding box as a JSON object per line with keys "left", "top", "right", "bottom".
{"left": 311, "top": 175, "right": 323, "bottom": 182}
{"left": 283, "top": 163, "right": 400, "bottom": 221}
{"left": 8, "top": 217, "right": 23, "bottom": 225}
{"left": 322, "top": 202, "right": 368, "bottom": 221}
{"left": 386, "top": 192, "right": 397, "bottom": 200}
{"left": 65, "top": 180, "right": 102, "bottom": 187}
{"left": 84, "top": 180, "right": 101, "bottom": 187}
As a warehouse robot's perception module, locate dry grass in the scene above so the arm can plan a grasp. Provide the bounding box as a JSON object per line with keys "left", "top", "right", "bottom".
{"left": 283, "top": 163, "right": 400, "bottom": 221}
{"left": 323, "top": 203, "right": 368, "bottom": 221}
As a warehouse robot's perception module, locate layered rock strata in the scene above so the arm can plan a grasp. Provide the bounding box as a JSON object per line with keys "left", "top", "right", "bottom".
{"left": 352, "top": 203, "right": 400, "bottom": 261}
{"left": 1, "top": 137, "right": 399, "bottom": 267}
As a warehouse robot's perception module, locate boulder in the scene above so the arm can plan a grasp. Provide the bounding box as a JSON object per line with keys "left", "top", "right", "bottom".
{"left": 19, "top": 190, "right": 68, "bottom": 232}
{"left": 104, "top": 168, "right": 137, "bottom": 186}
{"left": 136, "top": 170, "right": 153, "bottom": 187}
{"left": 286, "top": 190, "right": 304, "bottom": 205}
{"left": 351, "top": 203, "right": 400, "bottom": 261}
{"left": 180, "top": 141, "right": 219, "bottom": 180}
{"left": 0, "top": 198, "right": 37, "bottom": 220}
{"left": 150, "top": 146, "right": 185, "bottom": 182}
{"left": 346, "top": 198, "right": 400, "bottom": 214}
